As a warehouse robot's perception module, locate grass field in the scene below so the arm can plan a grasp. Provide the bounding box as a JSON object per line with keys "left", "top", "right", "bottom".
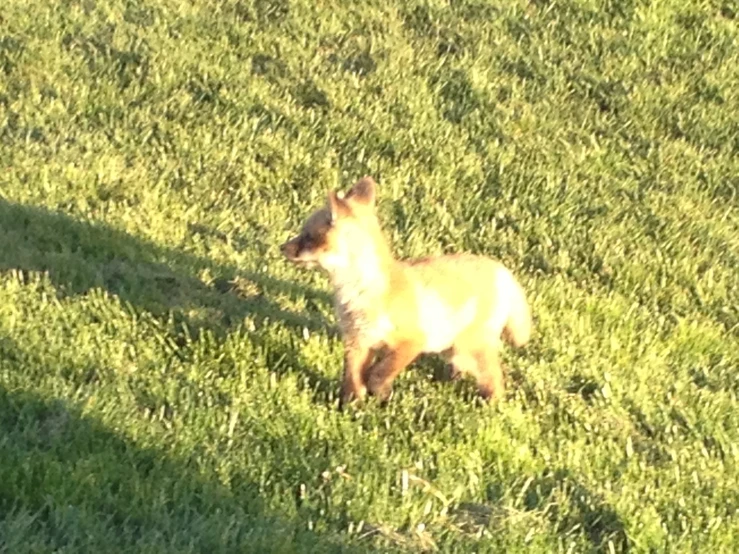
{"left": 1, "top": 0, "right": 738, "bottom": 551}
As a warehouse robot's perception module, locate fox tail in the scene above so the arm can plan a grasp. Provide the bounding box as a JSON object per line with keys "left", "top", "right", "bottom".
{"left": 502, "top": 276, "right": 532, "bottom": 348}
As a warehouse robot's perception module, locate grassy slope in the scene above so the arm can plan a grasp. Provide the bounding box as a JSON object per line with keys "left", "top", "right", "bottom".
{"left": 1, "top": 0, "right": 738, "bottom": 551}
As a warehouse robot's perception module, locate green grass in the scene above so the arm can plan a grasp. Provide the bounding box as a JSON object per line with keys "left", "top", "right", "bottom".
{"left": 1, "top": 0, "right": 738, "bottom": 551}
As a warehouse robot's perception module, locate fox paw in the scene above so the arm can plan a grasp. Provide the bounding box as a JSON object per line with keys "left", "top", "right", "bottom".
{"left": 366, "top": 379, "right": 393, "bottom": 403}
{"left": 339, "top": 383, "right": 366, "bottom": 407}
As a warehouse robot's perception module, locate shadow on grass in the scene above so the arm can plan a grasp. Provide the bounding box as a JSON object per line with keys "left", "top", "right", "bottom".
{"left": 0, "top": 380, "right": 369, "bottom": 551}
{"left": 529, "top": 468, "right": 628, "bottom": 552}
{"left": 0, "top": 197, "right": 337, "bottom": 396}
{"left": 457, "top": 468, "right": 629, "bottom": 552}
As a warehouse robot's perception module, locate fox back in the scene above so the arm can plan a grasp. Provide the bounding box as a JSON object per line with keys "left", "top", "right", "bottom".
{"left": 404, "top": 254, "right": 531, "bottom": 353}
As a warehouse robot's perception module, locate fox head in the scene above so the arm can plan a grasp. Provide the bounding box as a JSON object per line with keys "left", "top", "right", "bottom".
{"left": 280, "top": 176, "right": 384, "bottom": 273}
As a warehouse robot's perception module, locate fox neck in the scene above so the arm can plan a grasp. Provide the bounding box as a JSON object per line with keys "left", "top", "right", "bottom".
{"left": 328, "top": 228, "right": 395, "bottom": 312}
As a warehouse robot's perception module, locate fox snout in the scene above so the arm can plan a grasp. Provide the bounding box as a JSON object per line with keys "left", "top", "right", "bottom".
{"left": 280, "top": 234, "right": 320, "bottom": 268}
{"left": 280, "top": 236, "right": 300, "bottom": 260}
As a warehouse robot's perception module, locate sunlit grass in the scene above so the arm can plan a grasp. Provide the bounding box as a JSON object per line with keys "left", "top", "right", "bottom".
{"left": 1, "top": 0, "right": 738, "bottom": 551}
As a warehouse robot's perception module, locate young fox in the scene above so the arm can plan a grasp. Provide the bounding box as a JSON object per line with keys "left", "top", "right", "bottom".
{"left": 280, "top": 177, "right": 531, "bottom": 405}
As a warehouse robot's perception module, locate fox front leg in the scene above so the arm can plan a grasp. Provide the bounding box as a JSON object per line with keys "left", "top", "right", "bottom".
{"left": 365, "top": 341, "right": 423, "bottom": 402}
{"left": 340, "top": 346, "right": 374, "bottom": 406}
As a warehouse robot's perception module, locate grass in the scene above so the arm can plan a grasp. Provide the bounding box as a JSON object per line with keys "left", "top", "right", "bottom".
{"left": 1, "top": 0, "right": 738, "bottom": 551}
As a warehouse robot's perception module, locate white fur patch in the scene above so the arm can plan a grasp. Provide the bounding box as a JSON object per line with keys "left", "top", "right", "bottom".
{"left": 369, "top": 314, "right": 394, "bottom": 345}
{"left": 330, "top": 243, "right": 393, "bottom": 348}
{"left": 416, "top": 287, "right": 478, "bottom": 352}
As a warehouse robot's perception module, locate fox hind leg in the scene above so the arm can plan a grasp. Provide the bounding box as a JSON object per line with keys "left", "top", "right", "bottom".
{"left": 474, "top": 348, "right": 505, "bottom": 400}
{"left": 450, "top": 346, "right": 505, "bottom": 401}
{"left": 438, "top": 348, "right": 462, "bottom": 382}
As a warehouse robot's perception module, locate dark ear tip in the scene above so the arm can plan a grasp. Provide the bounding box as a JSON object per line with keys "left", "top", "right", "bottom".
{"left": 347, "top": 176, "right": 377, "bottom": 206}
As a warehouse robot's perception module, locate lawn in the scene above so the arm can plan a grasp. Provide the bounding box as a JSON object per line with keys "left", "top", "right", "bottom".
{"left": 1, "top": 0, "right": 738, "bottom": 551}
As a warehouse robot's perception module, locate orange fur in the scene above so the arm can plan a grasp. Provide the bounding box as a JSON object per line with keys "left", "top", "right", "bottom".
{"left": 280, "top": 177, "right": 532, "bottom": 404}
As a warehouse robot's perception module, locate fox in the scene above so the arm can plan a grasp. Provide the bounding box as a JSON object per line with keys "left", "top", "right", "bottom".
{"left": 280, "top": 176, "right": 531, "bottom": 405}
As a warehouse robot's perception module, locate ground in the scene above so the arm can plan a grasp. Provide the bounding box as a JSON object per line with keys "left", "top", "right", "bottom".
{"left": 1, "top": 0, "right": 738, "bottom": 552}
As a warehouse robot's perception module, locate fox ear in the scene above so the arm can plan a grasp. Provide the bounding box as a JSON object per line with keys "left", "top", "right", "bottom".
{"left": 345, "top": 176, "right": 376, "bottom": 209}
{"left": 328, "top": 191, "right": 351, "bottom": 221}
